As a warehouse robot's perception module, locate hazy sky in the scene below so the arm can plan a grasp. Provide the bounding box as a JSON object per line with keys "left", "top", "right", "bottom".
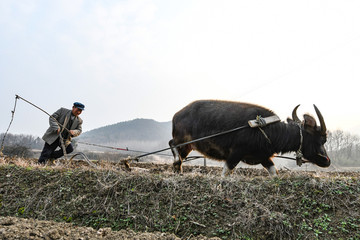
{"left": 1, "top": 0, "right": 360, "bottom": 138}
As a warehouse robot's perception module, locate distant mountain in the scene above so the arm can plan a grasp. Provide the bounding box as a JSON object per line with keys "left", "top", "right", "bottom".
{"left": 78, "top": 119, "right": 172, "bottom": 152}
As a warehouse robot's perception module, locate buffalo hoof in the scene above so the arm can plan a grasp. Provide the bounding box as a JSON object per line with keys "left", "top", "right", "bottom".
{"left": 172, "top": 160, "right": 183, "bottom": 174}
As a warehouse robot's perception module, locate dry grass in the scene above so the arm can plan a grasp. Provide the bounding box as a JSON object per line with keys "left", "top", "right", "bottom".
{"left": 1, "top": 156, "right": 360, "bottom": 239}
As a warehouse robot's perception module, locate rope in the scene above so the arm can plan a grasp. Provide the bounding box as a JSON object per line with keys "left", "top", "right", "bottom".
{"left": 69, "top": 152, "right": 98, "bottom": 168}
{"left": 0, "top": 96, "right": 19, "bottom": 156}
{"left": 255, "top": 115, "right": 267, "bottom": 127}
{"left": 15, "top": 95, "right": 70, "bottom": 132}
{"left": 77, "top": 141, "right": 173, "bottom": 157}
{"left": 258, "top": 127, "right": 271, "bottom": 144}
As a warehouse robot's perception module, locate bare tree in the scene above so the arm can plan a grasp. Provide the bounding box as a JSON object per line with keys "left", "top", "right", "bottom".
{"left": 326, "top": 130, "right": 360, "bottom": 166}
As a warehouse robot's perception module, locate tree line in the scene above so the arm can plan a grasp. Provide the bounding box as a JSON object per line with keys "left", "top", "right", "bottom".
{"left": 326, "top": 130, "right": 360, "bottom": 167}
{"left": 1, "top": 130, "right": 360, "bottom": 167}
{"left": 0, "top": 133, "right": 43, "bottom": 158}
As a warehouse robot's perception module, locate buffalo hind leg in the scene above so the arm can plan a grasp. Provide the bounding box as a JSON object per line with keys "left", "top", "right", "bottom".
{"left": 169, "top": 139, "right": 192, "bottom": 174}
{"left": 261, "top": 157, "right": 278, "bottom": 176}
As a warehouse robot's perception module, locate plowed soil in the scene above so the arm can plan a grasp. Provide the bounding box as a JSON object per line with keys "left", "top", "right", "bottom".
{"left": 0, "top": 216, "right": 187, "bottom": 240}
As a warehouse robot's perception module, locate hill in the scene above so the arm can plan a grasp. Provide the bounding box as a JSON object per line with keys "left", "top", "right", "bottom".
{"left": 79, "top": 119, "right": 172, "bottom": 152}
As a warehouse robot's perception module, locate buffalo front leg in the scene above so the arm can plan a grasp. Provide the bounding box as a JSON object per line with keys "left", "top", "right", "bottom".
{"left": 261, "top": 157, "right": 278, "bottom": 176}
{"left": 222, "top": 153, "right": 243, "bottom": 177}
{"left": 222, "top": 162, "right": 235, "bottom": 177}
{"left": 169, "top": 139, "right": 183, "bottom": 174}
{"left": 169, "top": 140, "right": 182, "bottom": 173}
{"left": 169, "top": 139, "right": 192, "bottom": 174}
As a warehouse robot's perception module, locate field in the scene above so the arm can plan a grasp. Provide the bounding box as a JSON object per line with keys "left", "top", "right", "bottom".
{"left": 1, "top": 156, "right": 360, "bottom": 240}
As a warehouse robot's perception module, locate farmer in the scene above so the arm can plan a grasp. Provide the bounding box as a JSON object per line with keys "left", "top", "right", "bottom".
{"left": 38, "top": 102, "right": 85, "bottom": 164}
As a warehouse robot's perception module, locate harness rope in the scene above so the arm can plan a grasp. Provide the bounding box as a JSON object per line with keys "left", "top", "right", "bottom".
{"left": 77, "top": 141, "right": 173, "bottom": 157}
{"left": 0, "top": 96, "right": 18, "bottom": 157}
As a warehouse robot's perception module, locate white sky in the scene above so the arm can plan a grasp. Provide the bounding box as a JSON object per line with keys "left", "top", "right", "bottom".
{"left": 1, "top": 0, "right": 360, "bottom": 137}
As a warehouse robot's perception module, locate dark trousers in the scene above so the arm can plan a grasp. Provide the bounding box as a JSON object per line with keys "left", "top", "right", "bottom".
{"left": 38, "top": 138, "right": 73, "bottom": 164}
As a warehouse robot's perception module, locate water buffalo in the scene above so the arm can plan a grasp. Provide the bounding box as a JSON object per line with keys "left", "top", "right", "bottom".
{"left": 169, "top": 100, "right": 330, "bottom": 176}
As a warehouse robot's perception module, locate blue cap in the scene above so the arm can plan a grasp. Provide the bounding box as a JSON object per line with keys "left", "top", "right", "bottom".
{"left": 73, "top": 102, "right": 85, "bottom": 110}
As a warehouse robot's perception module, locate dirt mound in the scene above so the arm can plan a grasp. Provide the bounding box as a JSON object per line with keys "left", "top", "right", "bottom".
{"left": 1, "top": 157, "right": 360, "bottom": 239}
{"left": 0, "top": 216, "right": 186, "bottom": 240}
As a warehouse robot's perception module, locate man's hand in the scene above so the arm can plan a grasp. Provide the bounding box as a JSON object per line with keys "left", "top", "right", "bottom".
{"left": 57, "top": 128, "right": 60, "bottom": 134}
{"left": 69, "top": 130, "right": 75, "bottom": 136}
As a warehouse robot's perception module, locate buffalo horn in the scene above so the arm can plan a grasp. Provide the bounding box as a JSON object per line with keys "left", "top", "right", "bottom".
{"left": 292, "top": 104, "right": 301, "bottom": 123}
{"left": 313, "top": 104, "right": 327, "bottom": 135}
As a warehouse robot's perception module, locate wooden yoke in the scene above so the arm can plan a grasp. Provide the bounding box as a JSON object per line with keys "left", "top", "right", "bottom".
{"left": 248, "top": 115, "right": 281, "bottom": 128}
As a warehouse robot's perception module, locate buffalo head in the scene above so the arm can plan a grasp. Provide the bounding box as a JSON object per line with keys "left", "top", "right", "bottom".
{"left": 289, "top": 104, "right": 330, "bottom": 167}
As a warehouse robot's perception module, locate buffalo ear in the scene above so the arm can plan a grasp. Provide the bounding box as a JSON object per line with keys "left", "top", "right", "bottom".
{"left": 286, "top": 118, "right": 294, "bottom": 124}
{"left": 303, "top": 114, "right": 317, "bottom": 133}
